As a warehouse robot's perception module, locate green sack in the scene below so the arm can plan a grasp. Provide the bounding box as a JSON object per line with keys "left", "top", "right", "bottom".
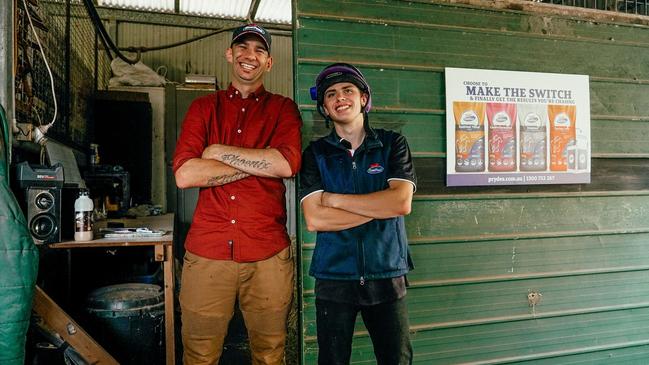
{"left": 0, "top": 104, "right": 39, "bottom": 365}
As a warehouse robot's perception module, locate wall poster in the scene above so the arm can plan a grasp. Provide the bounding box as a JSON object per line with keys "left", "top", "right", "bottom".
{"left": 445, "top": 67, "right": 591, "bottom": 186}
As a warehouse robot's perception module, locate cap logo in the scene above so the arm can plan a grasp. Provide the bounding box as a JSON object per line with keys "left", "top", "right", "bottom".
{"left": 244, "top": 25, "right": 265, "bottom": 34}
{"left": 324, "top": 71, "right": 343, "bottom": 80}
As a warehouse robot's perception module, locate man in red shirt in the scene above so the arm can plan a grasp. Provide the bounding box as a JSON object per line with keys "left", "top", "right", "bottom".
{"left": 173, "top": 23, "right": 302, "bottom": 365}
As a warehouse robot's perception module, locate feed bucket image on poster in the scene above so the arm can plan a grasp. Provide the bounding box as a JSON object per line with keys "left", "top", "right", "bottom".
{"left": 548, "top": 104, "right": 576, "bottom": 172}
{"left": 487, "top": 103, "right": 517, "bottom": 172}
{"left": 518, "top": 104, "right": 548, "bottom": 172}
{"left": 454, "top": 101, "right": 485, "bottom": 172}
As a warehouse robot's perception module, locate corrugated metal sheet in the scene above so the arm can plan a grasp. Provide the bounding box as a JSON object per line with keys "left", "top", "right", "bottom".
{"left": 114, "top": 22, "right": 293, "bottom": 97}
{"left": 179, "top": 0, "right": 251, "bottom": 18}
{"left": 256, "top": 0, "right": 292, "bottom": 24}
{"left": 99, "top": 0, "right": 174, "bottom": 12}
{"left": 178, "top": 0, "right": 292, "bottom": 24}
{"left": 296, "top": 0, "right": 649, "bottom": 364}
{"left": 262, "top": 35, "right": 293, "bottom": 97}
{"left": 95, "top": 0, "right": 292, "bottom": 24}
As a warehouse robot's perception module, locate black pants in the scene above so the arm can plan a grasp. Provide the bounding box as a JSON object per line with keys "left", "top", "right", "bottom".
{"left": 315, "top": 296, "right": 413, "bottom": 365}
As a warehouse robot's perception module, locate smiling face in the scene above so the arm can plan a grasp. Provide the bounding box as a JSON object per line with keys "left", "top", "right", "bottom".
{"left": 225, "top": 36, "right": 273, "bottom": 92}
{"left": 322, "top": 82, "right": 368, "bottom": 126}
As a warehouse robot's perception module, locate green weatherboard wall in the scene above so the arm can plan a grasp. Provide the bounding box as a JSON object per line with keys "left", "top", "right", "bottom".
{"left": 295, "top": 0, "right": 649, "bottom": 363}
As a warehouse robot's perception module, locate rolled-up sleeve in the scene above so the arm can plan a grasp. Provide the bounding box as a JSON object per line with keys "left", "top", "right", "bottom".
{"left": 172, "top": 98, "right": 210, "bottom": 174}
{"left": 269, "top": 98, "right": 303, "bottom": 176}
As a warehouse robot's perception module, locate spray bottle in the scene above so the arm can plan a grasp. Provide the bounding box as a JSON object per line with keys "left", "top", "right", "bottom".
{"left": 74, "top": 189, "right": 94, "bottom": 241}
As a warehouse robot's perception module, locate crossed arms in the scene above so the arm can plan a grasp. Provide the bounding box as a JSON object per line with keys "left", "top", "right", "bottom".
{"left": 173, "top": 95, "right": 302, "bottom": 189}
{"left": 301, "top": 180, "right": 414, "bottom": 232}
{"left": 175, "top": 145, "right": 293, "bottom": 189}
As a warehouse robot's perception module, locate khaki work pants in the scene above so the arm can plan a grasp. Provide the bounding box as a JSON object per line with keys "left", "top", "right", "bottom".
{"left": 180, "top": 247, "right": 294, "bottom": 365}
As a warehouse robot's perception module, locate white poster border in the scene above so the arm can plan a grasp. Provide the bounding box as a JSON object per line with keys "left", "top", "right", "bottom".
{"left": 445, "top": 67, "right": 591, "bottom": 187}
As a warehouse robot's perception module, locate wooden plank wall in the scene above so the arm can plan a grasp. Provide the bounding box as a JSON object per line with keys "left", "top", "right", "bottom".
{"left": 295, "top": 0, "right": 649, "bottom": 363}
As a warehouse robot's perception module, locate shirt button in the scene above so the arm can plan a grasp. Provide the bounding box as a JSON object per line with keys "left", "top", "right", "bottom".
{"left": 230, "top": 195, "right": 235, "bottom": 200}
{"left": 237, "top": 129, "right": 242, "bottom": 134}
{"left": 255, "top": 97, "right": 259, "bottom": 102}
{"left": 241, "top": 107, "right": 245, "bottom": 112}
{"left": 228, "top": 240, "right": 233, "bottom": 245}
{"left": 235, "top": 90, "right": 239, "bottom": 94}
{"left": 231, "top": 219, "right": 236, "bottom": 224}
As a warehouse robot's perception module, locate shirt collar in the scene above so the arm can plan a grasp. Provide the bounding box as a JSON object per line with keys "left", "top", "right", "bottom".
{"left": 227, "top": 83, "right": 267, "bottom": 100}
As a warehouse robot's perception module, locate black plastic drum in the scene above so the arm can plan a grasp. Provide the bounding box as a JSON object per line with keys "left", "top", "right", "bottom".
{"left": 85, "top": 283, "right": 164, "bottom": 364}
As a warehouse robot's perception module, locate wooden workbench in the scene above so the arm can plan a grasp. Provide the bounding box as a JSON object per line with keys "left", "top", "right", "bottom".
{"left": 49, "top": 213, "right": 176, "bottom": 365}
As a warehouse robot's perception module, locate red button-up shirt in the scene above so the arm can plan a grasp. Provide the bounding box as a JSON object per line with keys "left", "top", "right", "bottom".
{"left": 173, "top": 84, "right": 302, "bottom": 262}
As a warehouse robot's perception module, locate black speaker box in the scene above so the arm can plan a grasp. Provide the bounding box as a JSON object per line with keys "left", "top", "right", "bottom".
{"left": 26, "top": 187, "right": 62, "bottom": 245}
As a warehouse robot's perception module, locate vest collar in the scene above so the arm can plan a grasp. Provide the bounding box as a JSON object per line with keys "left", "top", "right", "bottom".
{"left": 324, "top": 127, "right": 382, "bottom": 152}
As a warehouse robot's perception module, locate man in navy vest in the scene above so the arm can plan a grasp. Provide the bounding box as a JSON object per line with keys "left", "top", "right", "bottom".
{"left": 300, "top": 63, "right": 416, "bottom": 365}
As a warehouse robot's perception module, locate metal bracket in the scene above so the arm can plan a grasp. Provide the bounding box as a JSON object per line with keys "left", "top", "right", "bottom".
{"left": 528, "top": 291, "right": 542, "bottom": 307}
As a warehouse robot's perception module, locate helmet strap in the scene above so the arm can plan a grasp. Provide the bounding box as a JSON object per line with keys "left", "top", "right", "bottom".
{"left": 363, "top": 112, "right": 371, "bottom": 133}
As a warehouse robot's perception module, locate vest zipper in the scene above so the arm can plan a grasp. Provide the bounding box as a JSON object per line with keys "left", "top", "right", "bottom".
{"left": 352, "top": 154, "right": 365, "bottom": 285}
{"left": 351, "top": 157, "right": 365, "bottom": 285}
{"left": 358, "top": 238, "right": 366, "bottom": 286}
{"left": 350, "top": 158, "right": 358, "bottom": 193}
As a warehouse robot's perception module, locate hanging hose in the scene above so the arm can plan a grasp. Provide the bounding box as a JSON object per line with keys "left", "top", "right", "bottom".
{"left": 119, "top": 26, "right": 237, "bottom": 54}
{"left": 81, "top": 0, "right": 138, "bottom": 64}
{"left": 79, "top": 0, "right": 246, "bottom": 63}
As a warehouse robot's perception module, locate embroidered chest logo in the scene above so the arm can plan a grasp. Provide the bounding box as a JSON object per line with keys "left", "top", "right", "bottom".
{"left": 367, "top": 163, "right": 384, "bottom": 174}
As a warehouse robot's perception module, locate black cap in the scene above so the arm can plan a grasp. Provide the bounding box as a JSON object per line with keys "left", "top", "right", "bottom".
{"left": 231, "top": 23, "right": 272, "bottom": 53}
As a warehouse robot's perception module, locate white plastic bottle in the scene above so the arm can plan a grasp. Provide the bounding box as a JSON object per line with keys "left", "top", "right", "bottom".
{"left": 74, "top": 189, "right": 94, "bottom": 241}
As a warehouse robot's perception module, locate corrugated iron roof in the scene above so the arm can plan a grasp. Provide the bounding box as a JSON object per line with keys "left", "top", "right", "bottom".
{"left": 97, "top": 0, "right": 292, "bottom": 24}
{"left": 99, "top": 0, "right": 175, "bottom": 12}
{"left": 179, "top": 0, "right": 251, "bottom": 18}
{"left": 255, "top": 0, "right": 291, "bottom": 24}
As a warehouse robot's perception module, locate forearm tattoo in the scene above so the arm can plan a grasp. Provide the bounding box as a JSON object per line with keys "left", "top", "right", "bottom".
{"left": 221, "top": 154, "right": 272, "bottom": 170}
{"left": 206, "top": 171, "right": 248, "bottom": 186}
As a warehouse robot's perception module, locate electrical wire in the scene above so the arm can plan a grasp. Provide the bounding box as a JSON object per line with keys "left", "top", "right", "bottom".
{"left": 14, "top": 124, "right": 32, "bottom": 138}
{"left": 118, "top": 27, "right": 237, "bottom": 53}
{"left": 40, "top": 143, "right": 46, "bottom": 165}
{"left": 21, "top": 0, "right": 57, "bottom": 142}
